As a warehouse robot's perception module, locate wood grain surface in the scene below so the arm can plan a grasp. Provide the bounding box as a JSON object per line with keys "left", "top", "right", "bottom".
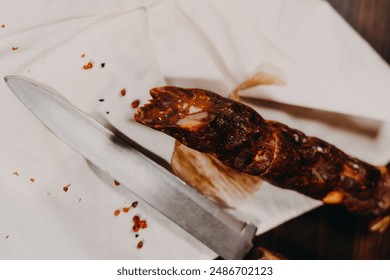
{"left": 254, "top": 0, "right": 390, "bottom": 260}
{"left": 327, "top": 0, "right": 390, "bottom": 63}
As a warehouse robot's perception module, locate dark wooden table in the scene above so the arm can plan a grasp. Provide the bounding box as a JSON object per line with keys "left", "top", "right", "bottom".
{"left": 255, "top": 0, "right": 390, "bottom": 260}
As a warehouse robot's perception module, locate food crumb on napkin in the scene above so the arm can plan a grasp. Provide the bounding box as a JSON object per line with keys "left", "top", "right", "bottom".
{"left": 82, "top": 61, "right": 93, "bottom": 70}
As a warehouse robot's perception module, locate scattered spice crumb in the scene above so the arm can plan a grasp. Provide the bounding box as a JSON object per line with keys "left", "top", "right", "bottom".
{"left": 79, "top": 198, "right": 82, "bottom": 202}
{"left": 133, "top": 219, "right": 140, "bottom": 232}
{"left": 139, "top": 220, "right": 147, "bottom": 229}
{"left": 30, "top": 178, "right": 35, "bottom": 183}
{"left": 47, "top": 192, "right": 51, "bottom": 196}
{"left": 114, "top": 180, "right": 120, "bottom": 186}
{"left": 81, "top": 53, "right": 85, "bottom": 58}
{"left": 101, "top": 63, "right": 105, "bottom": 68}
{"left": 131, "top": 99, "right": 140, "bottom": 109}
{"left": 5, "top": 235, "right": 9, "bottom": 239}
{"left": 63, "top": 183, "right": 71, "bottom": 192}
{"left": 83, "top": 61, "right": 93, "bottom": 70}
{"left": 13, "top": 171, "right": 19, "bottom": 176}
{"left": 137, "top": 241, "right": 144, "bottom": 249}
{"left": 106, "top": 111, "right": 110, "bottom": 115}
{"left": 12, "top": 46, "right": 19, "bottom": 51}
{"left": 132, "top": 215, "right": 147, "bottom": 232}
{"left": 131, "top": 201, "right": 138, "bottom": 208}
{"left": 135, "top": 234, "right": 139, "bottom": 238}
{"left": 120, "top": 88, "right": 127, "bottom": 97}
{"left": 1, "top": 24, "right": 5, "bottom": 28}
{"left": 114, "top": 209, "right": 121, "bottom": 216}
{"left": 98, "top": 99, "right": 105, "bottom": 102}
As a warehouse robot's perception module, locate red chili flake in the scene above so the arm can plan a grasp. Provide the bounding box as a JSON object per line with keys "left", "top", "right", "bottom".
{"left": 83, "top": 61, "right": 93, "bottom": 70}
{"left": 133, "top": 224, "right": 140, "bottom": 232}
{"left": 139, "top": 220, "right": 147, "bottom": 229}
{"left": 132, "top": 215, "right": 147, "bottom": 233}
{"left": 13, "top": 172, "right": 19, "bottom": 176}
{"left": 137, "top": 241, "right": 144, "bottom": 249}
{"left": 114, "top": 209, "right": 121, "bottom": 216}
{"left": 12, "top": 46, "right": 19, "bottom": 51}
{"left": 131, "top": 201, "right": 138, "bottom": 208}
{"left": 133, "top": 215, "right": 140, "bottom": 222}
{"left": 131, "top": 99, "right": 140, "bottom": 109}
{"left": 114, "top": 180, "right": 120, "bottom": 186}
{"left": 81, "top": 53, "right": 86, "bottom": 58}
{"left": 122, "top": 207, "right": 130, "bottom": 213}
{"left": 120, "top": 88, "right": 127, "bottom": 97}
{"left": 63, "top": 183, "right": 71, "bottom": 192}
{"left": 30, "top": 178, "right": 35, "bottom": 183}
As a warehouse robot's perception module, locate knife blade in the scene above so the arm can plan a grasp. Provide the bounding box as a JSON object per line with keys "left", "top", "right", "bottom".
{"left": 5, "top": 75, "right": 257, "bottom": 260}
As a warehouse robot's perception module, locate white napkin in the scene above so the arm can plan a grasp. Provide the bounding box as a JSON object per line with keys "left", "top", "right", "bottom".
{"left": 1, "top": 0, "right": 389, "bottom": 259}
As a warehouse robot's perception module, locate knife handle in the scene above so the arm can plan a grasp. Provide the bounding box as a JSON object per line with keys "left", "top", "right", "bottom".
{"left": 244, "top": 246, "right": 286, "bottom": 260}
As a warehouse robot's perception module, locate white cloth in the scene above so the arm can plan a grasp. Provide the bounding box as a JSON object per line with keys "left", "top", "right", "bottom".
{"left": 1, "top": 0, "right": 389, "bottom": 259}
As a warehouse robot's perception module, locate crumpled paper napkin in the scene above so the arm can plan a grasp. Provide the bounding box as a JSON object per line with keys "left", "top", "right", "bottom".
{"left": 0, "top": 0, "right": 389, "bottom": 259}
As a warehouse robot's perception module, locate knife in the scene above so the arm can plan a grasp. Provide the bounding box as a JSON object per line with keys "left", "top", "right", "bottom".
{"left": 5, "top": 75, "right": 261, "bottom": 260}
